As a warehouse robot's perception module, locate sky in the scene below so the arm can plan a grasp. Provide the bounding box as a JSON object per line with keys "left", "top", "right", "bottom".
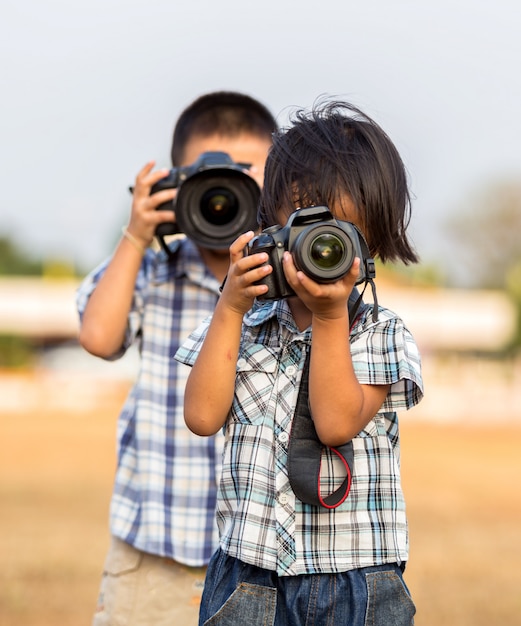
{"left": 1, "top": 0, "right": 520, "bottom": 284}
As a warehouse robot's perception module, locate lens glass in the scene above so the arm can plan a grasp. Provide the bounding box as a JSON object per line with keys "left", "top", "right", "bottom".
{"left": 310, "top": 233, "right": 346, "bottom": 269}
{"left": 175, "top": 171, "right": 259, "bottom": 249}
{"left": 200, "top": 187, "right": 239, "bottom": 225}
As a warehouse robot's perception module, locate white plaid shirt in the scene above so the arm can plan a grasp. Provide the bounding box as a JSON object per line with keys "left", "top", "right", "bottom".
{"left": 175, "top": 298, "right": 423, "bottom": 576}
{"left": 76, "top": 238, "right": 223, "bottom": 566}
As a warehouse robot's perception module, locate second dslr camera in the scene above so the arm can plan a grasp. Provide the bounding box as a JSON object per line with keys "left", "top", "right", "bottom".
{"left": 248, "top": 206, "right": 375, "bottom": 300}
{"left": 150, "top": 151, "right": 260, "bottom": 249}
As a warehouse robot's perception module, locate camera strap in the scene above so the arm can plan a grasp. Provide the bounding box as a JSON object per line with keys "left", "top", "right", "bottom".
{"left": 287, "top": 289, "right": 370, "bottom": 508}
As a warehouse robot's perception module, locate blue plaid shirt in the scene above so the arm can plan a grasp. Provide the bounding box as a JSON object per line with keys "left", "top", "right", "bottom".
{"left": 175, "top": 298, "right": 423, "bottom": 576}
{"left": 76, "top": 237, "right": 223, "bottom": 566}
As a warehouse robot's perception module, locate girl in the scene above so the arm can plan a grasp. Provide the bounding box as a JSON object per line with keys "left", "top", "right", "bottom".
{"left": 176, "top": 100, "right": 423, "bottom": 626}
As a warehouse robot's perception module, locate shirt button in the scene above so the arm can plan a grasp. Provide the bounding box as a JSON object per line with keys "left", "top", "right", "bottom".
{"left": 279, "top": 493, "right": 288, "bottom": 505}
{"left": 237, "top": 358, "right": 247, "bottom": 369}
{"left": 285, "top": 365, "right": 296, "bottom": 377}
{"left": 279, "top": 431, "right": 289, "bottom": 443}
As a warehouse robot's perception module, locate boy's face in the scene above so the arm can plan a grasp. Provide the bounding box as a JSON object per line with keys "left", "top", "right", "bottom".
{"left": 180, "top": 133, "right": 272, "bottom": 189}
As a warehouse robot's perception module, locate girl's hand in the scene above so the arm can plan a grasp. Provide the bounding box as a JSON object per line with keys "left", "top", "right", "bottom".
{"left": 219, "top": 231, "right": 273, "bottom": 315}
{"left": 126, "top": 161, "right": 177, "bottom": 247}
{"left": 282, "top": 251, "right": 361, "bottom": 320}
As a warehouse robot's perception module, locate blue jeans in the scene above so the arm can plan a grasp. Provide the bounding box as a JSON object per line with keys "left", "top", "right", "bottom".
{"left": 199, "top": 549, "right": 415, "bottom": 626}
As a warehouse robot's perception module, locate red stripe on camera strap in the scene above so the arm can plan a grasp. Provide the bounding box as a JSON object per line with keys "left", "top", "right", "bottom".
{"left": 287, "top": 289, "right": 372, "bottom": 508}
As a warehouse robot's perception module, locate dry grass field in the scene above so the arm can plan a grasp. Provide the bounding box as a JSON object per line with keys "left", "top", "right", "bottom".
{"left": 1, "top": 367, "right": 521, "bottom": 626}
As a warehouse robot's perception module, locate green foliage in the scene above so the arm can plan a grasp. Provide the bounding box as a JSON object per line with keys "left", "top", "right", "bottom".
{"left": 0, "top": 236, "right": 43, "bottom": 276}
{"left": 0, "top": 235, "right": 80, "bottom": 277}
{"left": 505, "top": 261, "right": 521, "bottom": 351}
{"left": 375, "top": 259, "right": 446, "bottom": 287}
{"left": 446, "top": 180, "right": 521, "bottom": 290}
{"left": 0, "top": 335, "right": 34, "bottom": 368}
{"left": 445, "top": 179, "right": 521, "bottom": 351}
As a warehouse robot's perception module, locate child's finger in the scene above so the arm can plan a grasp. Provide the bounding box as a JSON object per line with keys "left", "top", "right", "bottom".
{"left": 240, "top": 251, "right": 269, "bottom": 272}
{"left": 350, "top": 257, "right": 361, "bottom": 276}
{"left": 281, "top": 251, "right": 299, "bottom": 284}
{"left": 134, "top": 163, "right": 170, "bottom": 196}
{"left": 229, "top": 231, "right": 255, "bottom": 260}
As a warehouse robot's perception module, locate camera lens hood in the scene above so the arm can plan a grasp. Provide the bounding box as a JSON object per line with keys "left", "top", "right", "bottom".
{"left": 292, "top": 223, "right": 356, "bottom": 283}
{"left": 175, "top": 169, "right": 260, "bottom": 249}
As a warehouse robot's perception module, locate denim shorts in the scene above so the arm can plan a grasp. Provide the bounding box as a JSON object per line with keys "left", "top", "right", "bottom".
{"left": 199, "top": 549, "right": 415, "bottom": 626}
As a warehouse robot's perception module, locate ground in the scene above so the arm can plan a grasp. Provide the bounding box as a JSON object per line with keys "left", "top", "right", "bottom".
{"left": 1, "top": 369, "right": 520, "bottom": 626}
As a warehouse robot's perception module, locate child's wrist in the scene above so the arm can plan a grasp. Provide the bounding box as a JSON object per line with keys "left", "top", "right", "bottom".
{"left": 312, "top": 310, "right": 350, "bottom": 328}
{"left": 121, "top": 226, "right": 151, "bottom": 254}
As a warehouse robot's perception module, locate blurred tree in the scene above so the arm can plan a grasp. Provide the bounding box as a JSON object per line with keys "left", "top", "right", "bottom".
{"left": 505, "top": 260, "right": 521, "bottom": 350}
{"left": 0, "top": 236, "right": 43, "bottom": 275}
{"left": 0, "top": 235, "right": 79, "bottom": 276}
{"left": 0, "top": 335, "right": 34, "bottom": 368}
{"left": 446, "top": 181, "right": 521, "bottom": 290}
{"left": 446, "top": 180, "right": 521, "bottom": 351}
{"left": 377, "top": 260, "right": 446, "bottom": 287}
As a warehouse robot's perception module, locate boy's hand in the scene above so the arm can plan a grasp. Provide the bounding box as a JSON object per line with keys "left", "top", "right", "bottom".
{"left": 282, "top": 251, "right": 360, "bottom": 320}
{"left": 126, "top": 161, "right": 177, "bottom": 247}
{"left": 220, "top": 231, "right": 273, "bottom": 315}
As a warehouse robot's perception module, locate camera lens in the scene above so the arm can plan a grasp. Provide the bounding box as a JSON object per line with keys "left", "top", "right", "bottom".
{"left": 309, "top": 233, "right": 346, "bottom": 269}
{"left": 200, "top": 188, "right": 239, "bottom": 225}
{"left": 292, "top": 223, "right": 355, "bottom": 283}
{"left": 175, "top": 169, "right": 260, "bottom": 249}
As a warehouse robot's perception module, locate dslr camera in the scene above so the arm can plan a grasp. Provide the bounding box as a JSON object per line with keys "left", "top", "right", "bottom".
{"left": 150, "top": 151, "right": 260, "bottom": 249}
{"left": 248, "top": 206, "right": 375, "bottom": 300}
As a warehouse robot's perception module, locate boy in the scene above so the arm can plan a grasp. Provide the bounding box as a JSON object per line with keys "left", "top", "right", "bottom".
{"left": 76, "top": 91, "right": 277, "bottom": 625}
{"left": 177, "top": 100, "right": 424, "bottom": 625}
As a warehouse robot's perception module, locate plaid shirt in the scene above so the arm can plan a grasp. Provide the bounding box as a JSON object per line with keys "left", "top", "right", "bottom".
{"left": 175, "top": 298, "right": 423, "bottom": 576}
{"left": 76, "top": 237, "right": 223, "bottom": 566}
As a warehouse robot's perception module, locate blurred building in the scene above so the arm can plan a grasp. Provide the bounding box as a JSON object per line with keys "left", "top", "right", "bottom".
{"left": 0, "top": 277, "right": 515, "bottom": 352}
{"left": 1, "top": 277, "right": 520, "bottom": 422}
{"left": 0, "top": 277, "right": 79, "bottom": 341}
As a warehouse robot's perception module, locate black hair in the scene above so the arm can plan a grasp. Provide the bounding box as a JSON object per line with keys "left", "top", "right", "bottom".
{"left": 171, "top": 91, "right": 277, "bottom": 166}
{"left": 258, "top": 100, "right": 418, "bottom": 264}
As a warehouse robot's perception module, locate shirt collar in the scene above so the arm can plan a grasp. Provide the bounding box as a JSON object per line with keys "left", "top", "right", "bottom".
{"left": 244, "top": 299, "right": 310, "bottom": 338}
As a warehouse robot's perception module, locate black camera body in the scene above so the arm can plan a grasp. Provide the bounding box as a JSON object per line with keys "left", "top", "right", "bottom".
{"left": 248, "top": 206, "right": 375, "bottom": 300}
{"left": 150, "top": 151, "right": 260, "bottom": 249}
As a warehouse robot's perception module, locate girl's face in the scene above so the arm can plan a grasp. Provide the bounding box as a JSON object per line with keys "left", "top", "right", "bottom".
{"left": 331, "top": 197, "right": 359, "bottom": 227}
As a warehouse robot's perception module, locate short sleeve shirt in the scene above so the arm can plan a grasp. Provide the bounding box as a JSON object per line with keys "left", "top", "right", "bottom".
{"left": 76, "top": 237, "right": 224, "bottom": 566}
{"left": 175, "top": 298, "right": 423, "bottom": 576}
